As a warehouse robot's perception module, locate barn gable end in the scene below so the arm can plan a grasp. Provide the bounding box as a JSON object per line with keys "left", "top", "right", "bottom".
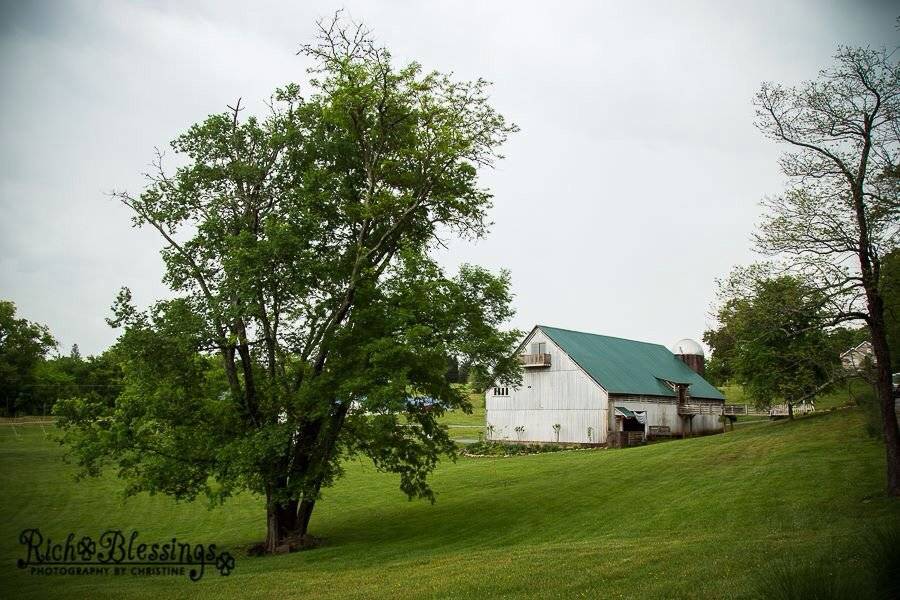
{"left": 486, "top": 327, "right": 609, "bottom": 444}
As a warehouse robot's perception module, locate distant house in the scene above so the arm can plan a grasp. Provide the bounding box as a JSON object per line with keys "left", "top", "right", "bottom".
{"left": 840, "top": 341, "right": 873, "bottom": 373}
{"left": 486, "top": 325, "right": 725, "bottom": 445}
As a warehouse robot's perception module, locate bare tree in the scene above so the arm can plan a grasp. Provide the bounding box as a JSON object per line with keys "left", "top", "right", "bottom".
{"left": 754, "top": 46, "right": 900, "bottom": 494}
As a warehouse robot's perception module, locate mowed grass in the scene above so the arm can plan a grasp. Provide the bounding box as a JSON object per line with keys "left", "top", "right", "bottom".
{"left": 437, "top": 387, "right": 486, "bottom": 441}
{"left": 718, "top": 377, "right": 869, "bottom": 412}
{"left": 1, "top": 409, "right": 898, "bottom": 599}
{"left": 814, "top": 377, "right": 876, "bottom": 411}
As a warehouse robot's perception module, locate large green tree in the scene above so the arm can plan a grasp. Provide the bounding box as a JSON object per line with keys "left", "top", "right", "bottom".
{"left": 55, "top": 18, "right": 520, "bottom": 553}
{"left": 0, "top": 300, "right": 56, "bottom": 416}
{"left": 753, "top": 47, "right": 900, "bottom": 494}
{"left": 708, "top": 272, "right": 836, "bottom": 418}
{"left": 702, "top": 322, "right": 736, "bottom": 387}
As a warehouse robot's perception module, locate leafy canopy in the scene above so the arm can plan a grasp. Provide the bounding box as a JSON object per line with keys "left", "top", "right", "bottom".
{"left": 707, "top": 271, "right": 836, "bottom": 409}
{"left": 55, "top": 19, "right": 521, "bottom": 531}
{"left": 0, "top": 300, "right": 56, "bottom": 416}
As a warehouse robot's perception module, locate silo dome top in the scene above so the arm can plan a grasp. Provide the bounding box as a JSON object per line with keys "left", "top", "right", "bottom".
{"left": 672, "top": 338, "right": 704, "bottom": 357}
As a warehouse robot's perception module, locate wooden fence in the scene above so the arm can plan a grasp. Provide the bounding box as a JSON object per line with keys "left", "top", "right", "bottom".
{"left": 0, "top": 416, "right": 56, "bottom": 425}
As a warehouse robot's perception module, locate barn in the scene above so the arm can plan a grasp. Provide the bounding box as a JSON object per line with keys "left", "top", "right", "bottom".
{"left": 485, "top": 325, "right": 726, "bottom": 445}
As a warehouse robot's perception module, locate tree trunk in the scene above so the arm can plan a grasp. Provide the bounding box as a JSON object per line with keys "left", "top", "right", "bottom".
{"left": 260, "top": 402, "right": 350, "bottom": 553}
{"left": 851, "top": 169, "right": 900, "bottom": 495}
{"left": 867, "top": 295, "right": 900, "bottom": 496}
{"left": 788, "top": 402, "right": 794, "bottom": 420}
{"left": 297, "top": 496, "right": 317, "bottom": 535}
{"left": 291, "top": 400, "right": 350, "bottom": 540}
{"left": 264, "top": 492, "right": 299, "bottom": 553}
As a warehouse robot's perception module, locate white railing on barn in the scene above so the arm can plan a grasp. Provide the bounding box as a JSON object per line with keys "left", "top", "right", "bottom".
{"left": 519, "top": 353, "right": 551, "bottom": 368}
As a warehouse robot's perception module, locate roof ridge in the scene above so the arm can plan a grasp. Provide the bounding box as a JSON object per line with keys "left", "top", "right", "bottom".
{"left": 537, "top": 324, "right": 666, "bottom": 349}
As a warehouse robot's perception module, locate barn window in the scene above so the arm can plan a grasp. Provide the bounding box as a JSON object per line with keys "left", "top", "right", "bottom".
{"left": 531, "top": 342, "right": 547, "bottom": 354}
{"left": 493, "top": 387, "right": 509, "bottom": 397}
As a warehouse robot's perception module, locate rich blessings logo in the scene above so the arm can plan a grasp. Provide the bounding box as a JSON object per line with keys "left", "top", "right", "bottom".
{"left": 17, "top": 529, "right": 235, "bottom": 581}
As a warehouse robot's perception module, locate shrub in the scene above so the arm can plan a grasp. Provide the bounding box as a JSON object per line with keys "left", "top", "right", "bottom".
{"left": 464, "top": 441, "right": 565, "bottom": 456}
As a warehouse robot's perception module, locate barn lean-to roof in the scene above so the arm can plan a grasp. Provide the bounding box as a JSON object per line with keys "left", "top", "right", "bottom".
{"left": 534, "top": 325, "right": 725, "bottom": 401}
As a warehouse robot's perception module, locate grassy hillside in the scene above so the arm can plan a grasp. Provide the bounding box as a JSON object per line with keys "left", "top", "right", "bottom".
{"left": 1, "top": 409, "right": 898, "bottom": 598}
{"left": 814, "top": 377, "right": 876, "bottom": 411}
{"left": 719, "top": 378, "right": 870, "bottom": 412}
{"left": 437, "top": 386, "right": 486, "bottom": 442}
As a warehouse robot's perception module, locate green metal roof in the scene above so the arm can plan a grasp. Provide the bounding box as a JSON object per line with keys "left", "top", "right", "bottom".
{"left": 537, "top": 325, "right": 725, "bottom": 400}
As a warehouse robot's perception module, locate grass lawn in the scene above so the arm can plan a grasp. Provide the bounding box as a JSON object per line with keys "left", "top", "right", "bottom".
{"left": 814, "top": 377, "right": 876, "bottom": 411}
{"left": 719, "top": 378, "right": 870, "bottom": 413}
{"left": 437, "top": 386, "right": 486, "bottom": 442}
{"left": 1, "top": 409, "right": 898, "bottom": 599}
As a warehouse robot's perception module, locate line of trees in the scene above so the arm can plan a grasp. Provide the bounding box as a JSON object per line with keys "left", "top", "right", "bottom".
{"left": 0, "top": 300, "right": 121, "bottom": 417}
{"left": 0, "top": 303, "right": 479, "bottom": 418}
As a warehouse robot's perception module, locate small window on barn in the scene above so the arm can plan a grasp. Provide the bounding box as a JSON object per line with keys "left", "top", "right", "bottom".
{"left": 531, "top": 342, "right": 547, "bottom": 354}
{"left": 493, "top": 387, "right": 509, "bottom": 397}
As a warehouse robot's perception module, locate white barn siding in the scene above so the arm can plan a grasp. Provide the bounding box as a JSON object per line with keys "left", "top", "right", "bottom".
{"left": 486, "top": 329, "right": 608, "bottom": 444}
{"left": 608, "top": 397, "right": 723, "bottom": 435}
{"left": 608, "top": 397, "right": 680, "bottom": 433}
{"left": 691, "top": 413, "right": 724, "bottom": 434}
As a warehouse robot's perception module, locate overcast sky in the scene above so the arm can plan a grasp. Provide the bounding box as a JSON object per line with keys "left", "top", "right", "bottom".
{"left": 1, "top": 0, "right": 897, "bottom": 356}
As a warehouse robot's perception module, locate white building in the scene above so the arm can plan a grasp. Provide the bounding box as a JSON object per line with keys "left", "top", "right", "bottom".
{"left": 840, "top": 341, "right": 873, "bottom": 373}
{"left": 486, "top": 325, "right": 726, "bottom": 445}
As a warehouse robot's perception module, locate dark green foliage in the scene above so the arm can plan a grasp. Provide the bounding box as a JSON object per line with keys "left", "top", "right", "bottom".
{"left": 0, "top": 300, "right": 56, "bottom": 416}
{"left": 0, "top": 299, "right": 122, "bottom": 416}
{"left": 464, "top": 441, "right": 566, "bottom": 456}
{"left": 827, "top": 326, "right": 870, "bottom": 360}
{"left": 703, "top": 324, "right": 736, "bottom": 386}
{"left": 705, "top": 280, "right": 864, "bottom": 389}
{"left": 444, "top": 355, "right": 460, "bottom": 383}
{"left": 707, "top": 272, "right": 837, "bottom": 412}
{"left": 24, "top": 350, "right": 122, "bottom": 416}
{"left": 457, "top": 360, "right": 471, "bottom": 385}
